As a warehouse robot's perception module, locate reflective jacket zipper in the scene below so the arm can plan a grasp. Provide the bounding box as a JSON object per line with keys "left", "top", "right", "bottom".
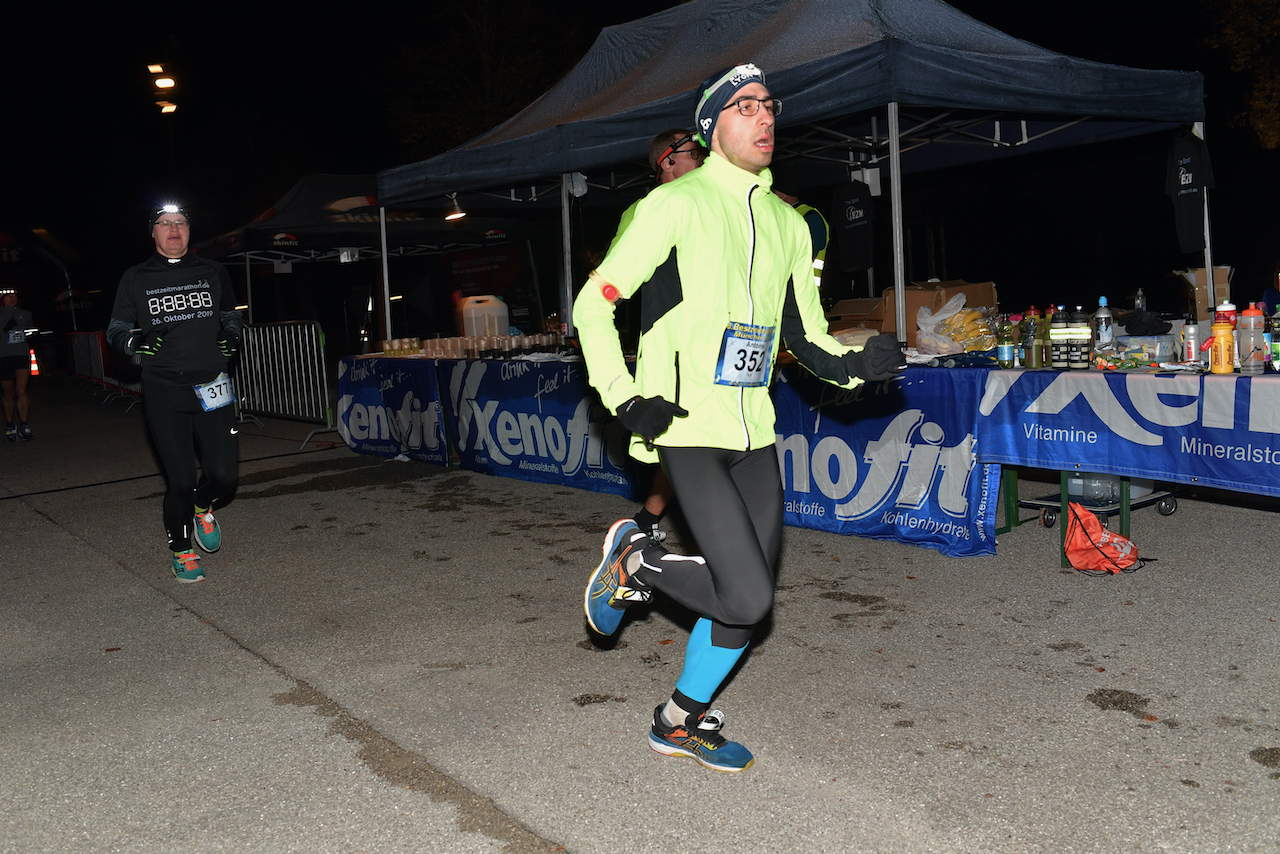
{"left": 740, "top": 183, "right": 758, "bottom": 449}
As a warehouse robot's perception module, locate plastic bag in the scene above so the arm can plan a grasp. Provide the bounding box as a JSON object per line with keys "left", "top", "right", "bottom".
{"left": 915, "top": 293, "right": 967, "bottom": 355}
{"left": 1064, "top": 502, "right": 1146, "bottom": 575}
{"left": 916, "top": 293, "right": 995, "bottom": 354}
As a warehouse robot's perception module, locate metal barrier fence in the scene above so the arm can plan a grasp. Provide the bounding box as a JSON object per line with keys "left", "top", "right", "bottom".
{"left": 232, "top": 321, "right": 336, "bottom": 448}
{"left": 66, "top": 331, "right": 143, "bottom": 409}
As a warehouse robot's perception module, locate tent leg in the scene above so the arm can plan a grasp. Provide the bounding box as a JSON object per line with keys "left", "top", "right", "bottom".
{"left": 380, "top": 206, "right": 393, "bottom": 343}
{"left": 888, "top": 101, "right": 906, "bottom": 342}
{"left": 1193, "top": 122, "right": 1214, "bottom": 313}
{"left": 560, "top": 174, "right": 574, "bottom": 335}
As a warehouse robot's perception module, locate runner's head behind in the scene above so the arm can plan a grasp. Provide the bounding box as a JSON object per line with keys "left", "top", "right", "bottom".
{"left": 649, "top": 129, "right": 706, "bottom": 184}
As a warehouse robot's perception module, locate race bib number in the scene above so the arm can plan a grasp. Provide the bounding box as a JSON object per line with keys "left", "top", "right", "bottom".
{"left": 6, "top": 330, "right": 23, "bottom": 346}
{"left": 714, "top": 322, "right": 775, "bottom": 387}
{"left": 194, "top": 372, "right": 236, "bottom": 412}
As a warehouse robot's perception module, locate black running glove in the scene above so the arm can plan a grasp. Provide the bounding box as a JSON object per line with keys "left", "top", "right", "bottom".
{"left": 616, "top": 395, "right": 689, "bottom": 443}
{"left": 218, "top": 329, "right": 241, "bottom": 358}
{"left": 842, "top": 333, "right": 905, "bottom": 381}
{"left": 129, "top": 331, "right": 164, "bottom": 357}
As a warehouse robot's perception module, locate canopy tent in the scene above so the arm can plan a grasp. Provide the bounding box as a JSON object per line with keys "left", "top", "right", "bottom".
{"left": 197, "top": 173, "right": 528, "bottom": 333}
{"left": 376, "top": 0, "right": 1209, "bottom": 334}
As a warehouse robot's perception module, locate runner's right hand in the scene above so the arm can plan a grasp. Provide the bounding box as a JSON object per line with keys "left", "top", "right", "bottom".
{"left": 616, "top": 395, "right": 688, "bottom": 444}
{"left": 130, "top": 331, "right": 164, "bottom": 357}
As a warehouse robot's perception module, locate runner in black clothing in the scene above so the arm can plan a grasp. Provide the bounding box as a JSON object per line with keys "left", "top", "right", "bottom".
{"left": 107, "top": 204, "right": 243, "bottom": 582}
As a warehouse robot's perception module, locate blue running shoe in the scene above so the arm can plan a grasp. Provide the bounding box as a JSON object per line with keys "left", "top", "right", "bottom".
{"left": 193, "top": 507, "right": 221, "bottom": 553}
{"left": 584, "top": 519, "right": 651, "bottom": 636}
{"left": 172, "top": 549, "right": 206, "bottom": 583}
{"left": 648, "top": 706, "right": 754, "bottom": 772}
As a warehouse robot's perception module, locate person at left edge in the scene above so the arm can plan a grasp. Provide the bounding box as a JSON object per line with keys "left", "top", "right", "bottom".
{"left": 107, "top": 204, "right": 243, "bottom": 583}
{"left": 0, "top": 287, "right": 35, "bottom": 441}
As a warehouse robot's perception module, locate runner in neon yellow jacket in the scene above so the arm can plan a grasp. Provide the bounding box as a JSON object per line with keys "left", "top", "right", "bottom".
{"left": 575, "top": 150, "right": 865, "bottom": 465}
{"left": 578, "top": 63, "right": 903, "bottom": 773}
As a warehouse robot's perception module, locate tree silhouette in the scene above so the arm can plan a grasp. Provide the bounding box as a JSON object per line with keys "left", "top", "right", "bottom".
{"left": 1210, "top": 0, "right": 1280, "bottom": 148}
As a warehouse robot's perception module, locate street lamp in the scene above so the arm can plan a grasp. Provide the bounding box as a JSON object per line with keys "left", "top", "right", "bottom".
{"left": 149, "top": 63, "right": 177, "bottom": 113}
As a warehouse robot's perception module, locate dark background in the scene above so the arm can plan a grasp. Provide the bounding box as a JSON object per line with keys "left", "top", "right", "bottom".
{"left": 2, "top": 0, "right": 1276, "bottom": 340}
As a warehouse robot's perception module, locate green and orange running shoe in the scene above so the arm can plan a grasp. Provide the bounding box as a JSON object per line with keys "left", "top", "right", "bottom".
{"left": 172, "top": 549, "right": 205, "bottom": 583}
{"left": 193, "top": 507, "right": 221, "bottom": 553}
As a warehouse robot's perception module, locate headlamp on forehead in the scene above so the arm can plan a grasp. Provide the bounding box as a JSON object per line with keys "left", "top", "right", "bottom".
{"left": 0, "top": 288, "right": 15, "bottom": 296}
{"left": 151, "top": 203, "right": 191, "bottom": 230}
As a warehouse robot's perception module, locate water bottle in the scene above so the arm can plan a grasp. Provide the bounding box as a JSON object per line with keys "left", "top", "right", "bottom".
{"left": 1183, "top": 321, "right": 1202, "bottom": 364}
{"left": 996, "top": 314, "right": 1015, "bottom": 369}
{"left": 1049, "top": 305, "right": 1069, "bottom": 369}
{"left": 1022, "top": 307, "right": 1043, "bottom": 368}
{"left": 1092, "top": 296, "right": 1114, "bottom": 356}
{"left": 1134, "top": 288, "right": 1146, "bottom": 311}
{"left": 1210, "top": 322, "right": 1235, "bottom": 374}
{"left": 1068, "top": 305, "right": 1091, "bottom": 370}
{"left": 1239, "top": 303, "right": 1266, "bottom": 375}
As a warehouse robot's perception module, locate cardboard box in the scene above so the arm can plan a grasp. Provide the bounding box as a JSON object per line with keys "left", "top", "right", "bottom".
{"left": 882, "top": 280, "right": 1000, "bottom": 347}
{"left": 882, "top": 285, "right": 937, "bottom": 347}
{"left": 825, "top": 298, "right": 885, "bottom": 333}
{"left": 935, "top": 280, "right": 999, "bottom": 317}
{"left": 1179, "top": 266, "right": 1232, "bottom": 321}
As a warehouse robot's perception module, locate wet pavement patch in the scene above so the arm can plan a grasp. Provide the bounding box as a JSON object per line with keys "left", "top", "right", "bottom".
{"left": 821, "top": 592, "right": 886, "bottom": 606}
{"left": 1249, "top": 746, "right": 1280, "bottom": 773}
{"left": 572, "top": 693, "right": 626, "bottom": 706}
{"left": 1047, "top": 641, "right": 1087, "bottom": 651}
{"left": 1086, "top": 688, "right": 1151, "bottom": 718}
{"left": 273, "top": 681, "right": 561, "bottom": 852}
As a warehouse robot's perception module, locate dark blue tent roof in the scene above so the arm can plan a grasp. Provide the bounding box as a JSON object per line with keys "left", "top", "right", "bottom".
{"left": 196, "top": 174, "right": 526, "bottom": 263}
{"left": 377, "top": 0, "right": 1204, "bottom": 205}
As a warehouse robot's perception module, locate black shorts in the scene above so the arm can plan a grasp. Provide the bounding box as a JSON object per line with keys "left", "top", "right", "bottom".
{"left": 0, "top": 354, "right": 28, "bottom": 383}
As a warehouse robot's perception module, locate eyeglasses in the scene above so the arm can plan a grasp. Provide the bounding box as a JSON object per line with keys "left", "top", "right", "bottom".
{"left": 722, "top": 97, "right": 783, "bottom": 117}
{"left": 156, "top": 220, "right": 190, "bottom": 230}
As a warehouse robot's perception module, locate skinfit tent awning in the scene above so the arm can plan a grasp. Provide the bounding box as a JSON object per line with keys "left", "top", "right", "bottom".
{"left": 197, "top": 173, "right": 527, "bottom": 332}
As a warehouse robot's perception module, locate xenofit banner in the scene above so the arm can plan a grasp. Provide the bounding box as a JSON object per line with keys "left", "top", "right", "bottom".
{"left": 977, "top": 370, "right": 1280, "bottom": 497}
{"left": 439, "top": 358, "right": 643, "bottom": 500}
{"left": 772, "top": 366, "right": 998, "bottom": 558}
{"left": 337, "top": 356, "right": 449, "bottom": 465}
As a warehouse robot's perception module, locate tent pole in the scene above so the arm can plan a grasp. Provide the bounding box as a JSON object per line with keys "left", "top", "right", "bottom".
{"left": 1193, "top": 122, "right": 1215, "bottom": 312}
{"left": 379, "top": 206, "right": 392, "bottom": 343}
{"left": 243, "top": 252, "right": 253, "bottom": 326}
{"left": 560, "top": 174, "right": 574, "bottom": 335}
{"left": 888, "top": 101, "right": 906, "bottom": 342}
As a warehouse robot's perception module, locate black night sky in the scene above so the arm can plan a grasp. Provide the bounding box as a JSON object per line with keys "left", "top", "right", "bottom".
{"left": 3, "top": 0, "right": 1277, "bottom": 333}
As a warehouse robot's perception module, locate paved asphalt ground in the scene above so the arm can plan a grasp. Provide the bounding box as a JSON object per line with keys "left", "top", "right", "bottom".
{"left": 2, "top": 371, "right": 1278, "bottom": 854}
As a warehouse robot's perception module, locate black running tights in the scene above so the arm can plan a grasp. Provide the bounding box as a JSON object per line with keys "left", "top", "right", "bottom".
{"left": 143, "top": 380, "right": 238, "bottom": 552}
{"left": 655, "top": 445, "right": 783, "bottom": 649}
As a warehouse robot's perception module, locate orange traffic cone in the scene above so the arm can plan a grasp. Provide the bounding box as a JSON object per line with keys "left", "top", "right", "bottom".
{"left": 28, "top": 348, "right": 39, "bottom": 376}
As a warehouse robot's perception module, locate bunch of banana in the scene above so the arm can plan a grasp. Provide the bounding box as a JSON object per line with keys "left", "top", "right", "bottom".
{"left": 939, "top": 308, "right": 996, "bottom": 351}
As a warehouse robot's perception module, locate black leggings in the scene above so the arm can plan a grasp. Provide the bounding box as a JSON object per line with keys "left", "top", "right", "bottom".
{"left": 143, "top": 379, "right": 238, "bottom": 552}
{"left": 654, "top": 445, "right": 783, "bottom": 649}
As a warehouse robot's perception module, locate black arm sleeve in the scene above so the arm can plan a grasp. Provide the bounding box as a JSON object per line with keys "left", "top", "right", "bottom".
{"left": 779, "top": 275, "right": 850, "bottom": 384}
{"left": 106, "top": 318, "right": 136, "bottom": 354}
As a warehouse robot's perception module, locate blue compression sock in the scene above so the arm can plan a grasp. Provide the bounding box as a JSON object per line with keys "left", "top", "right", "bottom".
{"left": 674, "top": 617, "right": 748, "bottom": 704}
